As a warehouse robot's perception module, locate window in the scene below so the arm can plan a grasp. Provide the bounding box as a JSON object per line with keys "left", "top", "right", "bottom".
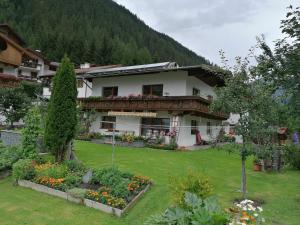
{"left": 207, "top": 95, "right": 214, "bottom": 101}
{"left": 193, "top": 88, "right": 200, "bottom": 96}
{"left": 141, "top": 118, "right": 170, "bottom": 136}
{"left": 142, "top": 84, "right": 163, "bottom": 96}
{"left": 77, "top": 80, "right": 84, "bottom": 88}
{"left": 0, "top": 68, "right": 3, "bottom": 73}
{"left": 101, "top": 116, "right": 116, "bottom": 130}
{"left": 207, "top": 121, "right": 212, "bottom": 135}
{"left": 103, "top": 86, "right": 118, "bottom": 98}
{"left": 31, "top": 72, "right": 38, "bottom": 79}
{"left": 191, "top": 120, "right": 198, "bottom": 135}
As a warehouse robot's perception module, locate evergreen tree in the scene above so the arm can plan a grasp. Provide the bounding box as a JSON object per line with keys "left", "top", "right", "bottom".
{"left": 44, "top": 55, "right": 78, "bottom": 162}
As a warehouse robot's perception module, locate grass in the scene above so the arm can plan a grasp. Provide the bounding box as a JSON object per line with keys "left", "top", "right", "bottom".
{"left": 0, "top": 141, "right": 299, "bottom": 225}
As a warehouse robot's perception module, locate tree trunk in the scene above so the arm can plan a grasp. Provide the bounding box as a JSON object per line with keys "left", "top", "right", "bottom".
{"left": 65, "top": 140, "right": 77, "bottom": 161}
{"left": 241, "top": 157, "right": 247, "bottom": 199}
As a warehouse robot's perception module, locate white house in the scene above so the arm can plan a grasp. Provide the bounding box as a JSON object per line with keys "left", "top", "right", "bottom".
{"left": 79, "top": 62, "right": 228, "bottom": 147}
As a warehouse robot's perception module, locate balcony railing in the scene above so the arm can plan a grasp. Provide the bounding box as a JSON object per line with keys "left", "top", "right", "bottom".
{"left": 78, "top": 96, "right": 228, "bottom": 120}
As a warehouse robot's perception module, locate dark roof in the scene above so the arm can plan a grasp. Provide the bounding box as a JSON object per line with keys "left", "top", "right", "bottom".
{"left": 80, "top": 62, "right": 225, "bottom": 87}
{"left": 0, "top": 24, "right": 26, "bottom": 46}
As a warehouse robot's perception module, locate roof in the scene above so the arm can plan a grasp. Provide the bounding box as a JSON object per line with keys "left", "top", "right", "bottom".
{"left": 38, "top": 64, "right": 121, "bottom": 78}
{"left": 80, "top": 62, "right": 225, "bottom": 87}
{"left": 25, "top": 48, "right": 50, "bottom": 64}
{"left": 0, "top": 24, "right": 26, "bottom": 46}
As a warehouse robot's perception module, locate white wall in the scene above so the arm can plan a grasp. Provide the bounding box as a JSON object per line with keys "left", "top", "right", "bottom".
{"left": 42, "top": 80, "right": 92, "bottom": 98}
{"left": 92, "top": 71, "right": 188, "bottom": 97}
{"left": 186, "top": 76, "right": 216, "bottom": 99}
{"left": 177, "top": 115, "right": 223, "bottom": 146}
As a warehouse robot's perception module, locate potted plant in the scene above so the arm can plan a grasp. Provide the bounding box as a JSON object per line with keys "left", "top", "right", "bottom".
{"left": 253, "top": 157, "right": 262, "bottom": 171}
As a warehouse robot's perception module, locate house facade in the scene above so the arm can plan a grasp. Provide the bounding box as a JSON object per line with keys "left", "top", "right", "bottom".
{"left": 79, "top": 62, "right": 228, "bottom": 147}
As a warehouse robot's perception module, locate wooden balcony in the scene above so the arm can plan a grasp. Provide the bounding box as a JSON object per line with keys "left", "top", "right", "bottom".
{"left": 78, "top": 96, "right": 228, "bottom": 120}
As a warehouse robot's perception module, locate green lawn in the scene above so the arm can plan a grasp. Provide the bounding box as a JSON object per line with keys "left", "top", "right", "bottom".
{"left": 0, "top": 141, "right": 299, "bottom": 225}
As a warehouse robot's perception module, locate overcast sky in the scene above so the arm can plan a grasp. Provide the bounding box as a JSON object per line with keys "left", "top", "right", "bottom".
{"left": 114, "top": 0, "right": 298, "bottom": 65}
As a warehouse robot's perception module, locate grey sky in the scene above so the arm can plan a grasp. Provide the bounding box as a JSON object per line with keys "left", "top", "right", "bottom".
{"left": 114, "top": 0, "right": 298, "bottom": 65}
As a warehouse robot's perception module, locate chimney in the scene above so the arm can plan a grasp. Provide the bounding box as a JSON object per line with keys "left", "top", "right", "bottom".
{"left": 80, "top": 62, "right": 90, "bottom": 69}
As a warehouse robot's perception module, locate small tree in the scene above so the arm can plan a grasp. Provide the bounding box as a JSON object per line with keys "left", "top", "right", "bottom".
{"left": 22, "top": 107, "right": 42, "bottom": 159}
{"left": 212, "top": 54, "right": 279, "bottom": 198}
{"left": 0, "top": 86, "right": 30, "bottom": 128}
{"left": 44, "top": 55, "right": 78, "bottom": 162}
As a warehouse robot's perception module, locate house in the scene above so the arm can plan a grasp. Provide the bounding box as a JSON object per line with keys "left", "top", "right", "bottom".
{"left": 0, "top": 24, "right": 50, "bottom": 125}
{"left": 39, "top": 63, "right": 120, "bottom": 98}
{"left": 0, "top": 24, "right": 50, "bottom": 82}
{"left": 78, "top": 62, "right": 228, "bottom": 147}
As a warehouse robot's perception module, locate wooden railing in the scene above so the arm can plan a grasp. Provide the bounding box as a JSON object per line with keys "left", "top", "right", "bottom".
{"left": 78, "top": 96, "right": 228, "bottom": 120}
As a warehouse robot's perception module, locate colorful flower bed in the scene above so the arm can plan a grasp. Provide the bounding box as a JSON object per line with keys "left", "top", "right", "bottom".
{"left": 13, "top": 159, "right": 151, "bottom": 211}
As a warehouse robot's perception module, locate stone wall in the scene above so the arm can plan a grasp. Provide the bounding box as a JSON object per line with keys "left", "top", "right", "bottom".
{"left": 0, "top": 130, "right": 22, "bottom": 146}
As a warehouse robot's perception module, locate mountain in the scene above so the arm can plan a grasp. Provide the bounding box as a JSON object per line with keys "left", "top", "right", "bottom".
{"left": 0, "top": 0, "right": 210, "bottom": 66}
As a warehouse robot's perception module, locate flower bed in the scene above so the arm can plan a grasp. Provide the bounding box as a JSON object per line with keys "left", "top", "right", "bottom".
{"left": 14, "top": 160, "right": 152, "bottom": 216}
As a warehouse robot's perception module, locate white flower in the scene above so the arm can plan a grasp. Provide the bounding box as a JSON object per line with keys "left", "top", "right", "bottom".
{"left": 257, "top": 206, "right": 263, "bottom": 212}
{"left": 254, "top": 213, "right": 258, "bottom": 217}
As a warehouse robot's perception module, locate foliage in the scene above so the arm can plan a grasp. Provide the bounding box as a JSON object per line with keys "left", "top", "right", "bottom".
{"left": 145, "top": 192, "right": 229, "bottom": 225}
{"left": 22, "top": 107, "right": 42, "bottom": 159}
{"left": 0, "top": 0, "right": 209, "bottom": 66}
{"left": 0, "top": 87, "right": 30, "bottom": 127}
{"left": 12, "top": 159, "right": 35, "bottom": 181}
{"left": 67, "top": 188, "right": 87, "bottom": 199}
{"left": 0, "top": 146, "right": 23, "bottom": 172}
{"left": 85, "top": 190, "right": 127, "bottom": 209}
{"left": 254, "top": 6, "right": 300, "bottom": 133}
{"left": 44, "top": 56, "right": 78, "bottom": 162}
{"left": 20, "top": 81, "right": 42, "bottom": 99}
{"left": 283, "top": 145, "right": 300, "bottom": 170}
{"left": 170, "top": 171, "right": 213, "bottom": 207}
{"left": 63, "top": 160, "right": 86, "bottom": 175}
{"left": 230, "top": 199, "right": 265, "bottom": 225}
{"left": 77, "top": 108, "right": 97, "bottom": 136}
{"left": 121, "top": 133, "right": 135, "bottom": 143}
{"left": 64, "top": 174, "right": 82, "bottom": 189}
{"left": 35, "top": 163, "right": 68, "bottom": 179}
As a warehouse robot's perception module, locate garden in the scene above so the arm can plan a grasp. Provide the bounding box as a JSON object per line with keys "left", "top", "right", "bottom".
{"left": 1, "top": 141, "right": 300, "bottom": 225}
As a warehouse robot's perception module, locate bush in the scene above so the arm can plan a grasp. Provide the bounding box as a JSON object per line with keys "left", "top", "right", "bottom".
{"left": 67, "top": 188, "right": 87, "bottom": 199}
{"left": 284, "top": 145, "right": 300, "bottom": 170}
{"left": 64, "top": 160, "right": 86, "bottom": 175}
{"left": 170, "top": 171, "right": 213, "bottom": 207}
{"left": 12, "top": 159, "right": 35, "bottom": 180}
{"left": 111, "top": 180, "right": 130, "bottom": 198}
{"left": 145, "top": 192, "right": 228, "bottom": 225}
{"left": 64, "top": 174, "right": 82, "bottom": 189}
{"left": 35, "top": 163, "right": 68, "bottom": 179}
{"left": 92, "top": 167, "right": 125, "bottom": 186}
{"left": 0, "top": 146, "right": 23, "bottom": 172}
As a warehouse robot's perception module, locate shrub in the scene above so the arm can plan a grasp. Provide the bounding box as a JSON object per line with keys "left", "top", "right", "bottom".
{"left": 111, "top": 180, "right": 130, "bottom": 198}
{"left": 64, "top": 160, "right": 86, "bottom": 175}
{"left": 284, "top": 145, "right": 300, "bottom": 170}
{"left": 121, "top": 133, "right": 135, "bottom": 143}
{"left": 35, "top": 163, "right": 68, "bottom": 179}
{"left": 0, "top": 146, "right": 23, "bottom": 172}
{"left": 92, "top": 167, "right": 124, "bottom": 186}
{"left": 67, "top": 188, "right": 87, "bottom": 199}
{"left": 170, "top": 171, "right": 213, "bottom": 207}
{"left": 12, "top": 159, "right": 35, "bottom": 181}
{"left": 145, "top": 192, "right": 228, "bottom": 225}
{"left": 64, "top": 174, "right": 82, "bottom": 189}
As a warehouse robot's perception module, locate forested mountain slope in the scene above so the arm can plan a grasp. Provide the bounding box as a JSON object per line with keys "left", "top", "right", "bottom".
{"left": 0, "top": 0, "right": 210, "bottom": 66}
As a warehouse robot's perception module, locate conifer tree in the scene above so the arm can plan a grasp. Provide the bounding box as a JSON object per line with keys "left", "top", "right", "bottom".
{"left": 44, "top": 55, "right": 78, "bottom": 162}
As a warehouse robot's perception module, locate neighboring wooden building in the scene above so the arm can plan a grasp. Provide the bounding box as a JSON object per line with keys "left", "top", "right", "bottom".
{"left": 0, "top": 24, "right": 50, "bottom": 84}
